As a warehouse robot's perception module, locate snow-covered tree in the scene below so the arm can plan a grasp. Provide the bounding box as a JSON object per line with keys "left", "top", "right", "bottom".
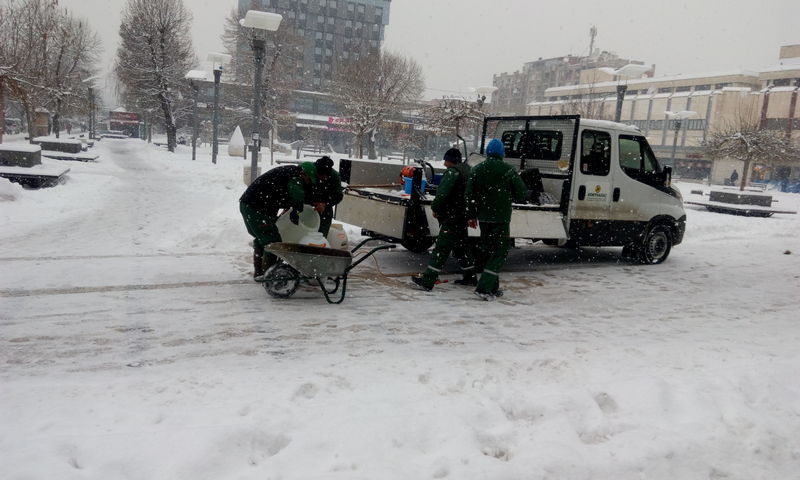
{"left": 331, "top": 50, "right": 424, "bottom": 159}
{"left": 114, "top": 0, "right": 196, "bottom": 152}
{"left": 0, "top": 0, "right": 99, "bottom": 142}
{"left": 421, "top": 97, "right": 483, "bottom": 141}
{"left": 702, "top": 116, "right": 800, "bottom": 191}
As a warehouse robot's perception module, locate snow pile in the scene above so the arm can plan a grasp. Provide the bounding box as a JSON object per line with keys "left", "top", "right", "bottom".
{"left": 0, "top": 178, "right": 24, "bottom": 201}
{"left": 228, "top": 125, "right": 246, "bottom": 157}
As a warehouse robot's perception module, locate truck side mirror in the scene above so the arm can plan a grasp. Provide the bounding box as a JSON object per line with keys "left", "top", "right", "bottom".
{"left": 663, "top": 165, "right": 673, "bottom": 187}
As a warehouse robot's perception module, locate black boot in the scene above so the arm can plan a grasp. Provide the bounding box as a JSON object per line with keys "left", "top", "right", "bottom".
{"left": 253, "top": 248, "right": 265, "bottom": 279}
{"left": 454, "top": 272, "right": 477, "bottom": 286}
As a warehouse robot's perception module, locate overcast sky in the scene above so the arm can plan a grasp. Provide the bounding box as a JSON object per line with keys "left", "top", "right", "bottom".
{"left": 61, "top": 0, "right": 799, "bottom": 103}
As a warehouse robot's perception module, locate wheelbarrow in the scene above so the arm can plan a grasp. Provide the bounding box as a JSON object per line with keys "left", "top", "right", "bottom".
{"left": 257, "top": 238, "right": 396, "bottom": 304}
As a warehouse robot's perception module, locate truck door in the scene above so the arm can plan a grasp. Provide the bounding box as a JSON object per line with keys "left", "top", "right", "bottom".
{"left": 571, "top": 128, "right": 613, "bottom": 221}
{"left": 609, "top": 134, "right": 673, "bottom": 235}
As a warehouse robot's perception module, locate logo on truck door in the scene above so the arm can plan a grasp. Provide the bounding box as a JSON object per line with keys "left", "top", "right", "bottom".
{"left": 586, "top": 184, "right": 607, "bottom": 201}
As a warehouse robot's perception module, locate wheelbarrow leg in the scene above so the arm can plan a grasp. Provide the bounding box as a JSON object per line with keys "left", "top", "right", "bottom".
{"left": 320, "top": 275, "right": 348, "bottom": 304}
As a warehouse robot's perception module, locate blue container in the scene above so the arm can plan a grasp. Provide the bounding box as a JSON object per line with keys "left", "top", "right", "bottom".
{"left": 433, "top": 173, "right": 443, "bottom": 185}
{"left": 403, "top": 177, "right": 427, "bottom": 194}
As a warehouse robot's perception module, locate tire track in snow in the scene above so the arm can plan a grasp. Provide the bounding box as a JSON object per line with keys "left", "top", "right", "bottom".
{"left": 0, "top": 279, "right": 254, "bottom": 297}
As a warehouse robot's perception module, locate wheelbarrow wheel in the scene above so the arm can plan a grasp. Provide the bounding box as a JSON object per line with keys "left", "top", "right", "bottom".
{"left": 319, "top": 276, "right": 340, "bottom": 295}
{"left": 264, "top": 264, "right": 299, "bottom": 299}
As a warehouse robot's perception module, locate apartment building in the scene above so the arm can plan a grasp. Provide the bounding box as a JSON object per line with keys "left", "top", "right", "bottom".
{"left": 491, "top": 51, "right": 651, "bottom": 115}
{"left": 526, "top": 46, "right": 800, "bottom": 183}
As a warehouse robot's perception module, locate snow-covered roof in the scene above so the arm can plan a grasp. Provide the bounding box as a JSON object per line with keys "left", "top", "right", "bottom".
{"left": 580, "top": 118, "right": 641, "bottom": 133}
{"left": 546, "top": 70, "right": 759, "bottom": 94}
{"left": 112, "top": 107, "right": 129, "bottom": 112}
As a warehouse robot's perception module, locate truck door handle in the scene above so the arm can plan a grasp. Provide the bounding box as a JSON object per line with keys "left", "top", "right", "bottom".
{"left": 578, "top": 185, "right": 586, "bottom": 200}
{"left": 613, "top": 187, "right": 621, "bottom": 202}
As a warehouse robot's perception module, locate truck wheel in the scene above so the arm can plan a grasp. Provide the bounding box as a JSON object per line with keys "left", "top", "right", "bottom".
{"left": 638, "top": 225, "right": 672, "bottom": 264}
{"left": 264, "top": 264, "right": 299, "bottom": 298}
{"left": 401, "top": 236, "right": 434, "bottom": 253}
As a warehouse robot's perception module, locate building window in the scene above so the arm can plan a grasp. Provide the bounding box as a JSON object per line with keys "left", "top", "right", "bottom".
{"left": 694, "top": 84, "right": 711, "bottom": 91}
{"left": 357, "top": 4, "right": 364, "bottom": 13}
{"left": 658, "top": 87, "right": 673, "bottom": 93}
{"left": 676, "top": 86, "right": 691, "bottom": 92}
{"left": 327, "top": 16, "right": 334, "bottom": 25}
{"left": 325, "top": 32, "right": 333, "bottom": 40}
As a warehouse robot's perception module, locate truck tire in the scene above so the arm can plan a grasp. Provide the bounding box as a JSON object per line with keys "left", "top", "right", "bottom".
{"left": 401, "top": 236, "right": 434, "bottom": 253}
{"left": 638, "top": 224, "right": 672, "bottom": 264}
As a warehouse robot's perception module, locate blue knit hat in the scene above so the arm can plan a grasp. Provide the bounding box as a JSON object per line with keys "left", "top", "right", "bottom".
{"left": 485, "top": 138, "right": 505, "bottom": 159}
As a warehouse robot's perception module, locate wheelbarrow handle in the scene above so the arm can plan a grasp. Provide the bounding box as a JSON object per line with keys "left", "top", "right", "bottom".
{"left": 350, "top": 236, "right": 391, "bottom": 253}
{"left": 347, "top": 244, "right": 396, "bottom": 271}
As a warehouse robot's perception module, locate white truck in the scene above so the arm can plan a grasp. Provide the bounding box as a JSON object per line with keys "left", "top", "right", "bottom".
{"left": 335, "top": 115, "right": 686, "bottom": 264}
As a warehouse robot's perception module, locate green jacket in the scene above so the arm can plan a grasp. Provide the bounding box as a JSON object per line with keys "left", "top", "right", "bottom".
{"left": 431, "top": 162, "right": 470, "bottom": 224}
{"left": 466, "top": 155, "right": 527, "bottom": 223}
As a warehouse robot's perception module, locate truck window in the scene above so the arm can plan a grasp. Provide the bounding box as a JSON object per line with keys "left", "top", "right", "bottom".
{"left": 521, "top": 130, "right": 562, "bottom": 160}
{"left": 580, "top": 130, "right": 610, "bottom": 176}
{"left": 619, "top": 135, "right": 663, "bottom": 186}
{"left": 501, "top": 130, "right": 563, "bottom": 161}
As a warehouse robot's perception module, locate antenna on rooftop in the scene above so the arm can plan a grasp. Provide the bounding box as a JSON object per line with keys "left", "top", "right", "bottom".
{"left": 589, "top": 25, "right": 597, "bottom": 57}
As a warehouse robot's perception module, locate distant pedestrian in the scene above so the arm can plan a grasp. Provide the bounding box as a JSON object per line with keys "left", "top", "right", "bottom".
{"left": 410, "top": 147, "right": 476, "bottom": 291}
{"left": 730, "top": 169, "right": 739, "bottom": 186}
{"left": 66, "top": 122, "right": 72, "bottom": 135}
{"left": 466, "top": 139, "right": 527, "bottom": 301}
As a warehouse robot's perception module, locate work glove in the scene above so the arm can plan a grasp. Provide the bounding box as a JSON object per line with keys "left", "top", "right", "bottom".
{"left": 289, "top": 209, "right": 300, "bottom": 225}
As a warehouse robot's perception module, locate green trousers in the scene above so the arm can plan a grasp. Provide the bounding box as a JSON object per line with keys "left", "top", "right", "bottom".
{"left": 476, "top": 221, "right": 510, "bottom": 294}
{"left": 419, "top": 221, "right": 475, "bottom": 289}
{"left": 240, "top": 202, "right": 280, "bottom": 263}
{"left": 318, "top": 205, "right": 334, "bottom": 237}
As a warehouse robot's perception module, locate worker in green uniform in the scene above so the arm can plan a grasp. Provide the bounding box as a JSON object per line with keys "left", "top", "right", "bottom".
{"left": 466, "top": 138, "right": 527, "bottom": 301}
{"left": 410, "top": 148, "right": 476, "bottom": 291}
{"left": 310, "top": 156, "right": 344, "bottom": 237}
{"left": 239, "top": 162, "right": 319, "bottom": 279}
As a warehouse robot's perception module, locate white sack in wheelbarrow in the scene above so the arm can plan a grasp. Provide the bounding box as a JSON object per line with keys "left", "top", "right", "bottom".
{"left": 275, "top": 205, "right": 329, "bottom": 248}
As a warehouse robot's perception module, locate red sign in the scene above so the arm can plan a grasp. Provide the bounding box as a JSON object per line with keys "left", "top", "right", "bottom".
{"left": 327, "top": 116, "right": 351, "bottom": 132}
{"left": 110, "top": 111, "right": 140, "bottom": 124}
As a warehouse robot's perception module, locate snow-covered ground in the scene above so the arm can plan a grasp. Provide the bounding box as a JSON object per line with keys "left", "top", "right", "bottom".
{"left": 1, "top": 138, "right": 799, "bottom": 479}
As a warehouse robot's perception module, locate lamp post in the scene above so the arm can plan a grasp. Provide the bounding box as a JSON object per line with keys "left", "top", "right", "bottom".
{"left": 185, "top": 70, "right": 208, "bottom": 161}
{"left": 240, "top": 10, "right": 282, "bottom": 184}
{"left": 600, "top": 64, "right": 651, "bottom": 123}
{"left": 82, "top": 76, "right": 100, "bottom": 140}
{"left": 664, "top": 110, "right": 696, "bottom": 166}
{"left": 207, "top": 53, "right": 231, "bottom": 165}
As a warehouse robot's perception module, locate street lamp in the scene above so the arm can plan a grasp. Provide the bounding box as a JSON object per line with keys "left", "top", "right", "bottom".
{"left": 207, "top": 52, "right": 231, "bottom": 164}
{"left": 185, "top": 70, "right": 208, "bottom": 161}
{"left": 600, "top": 64, "right": 651, "bottom": 122}
{"left": 664, "top": 110, "right": 696, "bottom": 166}
{"left": 240, "top": 10, "right": 282, "bottom": 183}
{"left": 82, "top": 76, "right": 100, "bottom": 140}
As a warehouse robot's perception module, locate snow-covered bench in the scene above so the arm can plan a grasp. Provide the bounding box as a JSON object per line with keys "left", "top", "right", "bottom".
{"left": 0, "top": 163, "right": 70, "bottom": 189}
{"left": 31, "top": 137, "right": 84, "bottom": 153}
